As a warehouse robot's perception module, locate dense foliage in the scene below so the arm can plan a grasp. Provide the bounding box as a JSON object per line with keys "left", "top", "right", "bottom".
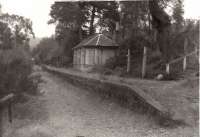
{"left": 0, "top": 10, "right": 39, "bottom": 97}
{"left": 48, "top": 1, "right": 120, "bottom": 64}
{"left": 0, "top": 48, "right": 37, "bottom": 96}
{"left": 0, "top": 22, "right": 13, "bottom": 49}
{"left": 46, "top": 0, "right": 199, "bottom": 78}
{"left": 0, "top": 13, "right": 35, "bottom": 50}
{"left": 32, "top": 37, "right": 68, "bottom": 66}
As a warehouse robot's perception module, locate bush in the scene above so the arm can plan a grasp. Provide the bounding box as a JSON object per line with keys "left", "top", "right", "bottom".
{"left": 104, "top": 57, "right": 118, "bottom": 69}
{"left": 104, "top": 54, "right": 126, "bottom": 70}
{"left": 162, "top": 73, "right": 182, "bottom": 81}
{"left": 0, "top": 48, "right": 40, "bottom": 97}
{"left": 91, "top": 65, "right": 114, "bottom": 75}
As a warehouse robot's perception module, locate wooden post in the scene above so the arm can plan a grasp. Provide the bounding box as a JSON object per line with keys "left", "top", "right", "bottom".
{"left": 127, "top": 48, "right": 131, "bottom": 73}
{"left": 142, "top": 46, "right": 147, "bottom": 78}
{"left": 183, "top": 57, "right": 187, "bottom": 71}
{"left": 0, "top": 93, "right": 14, "bottom": 137}
{"left": 195, "top": 46, "right": 200, "bottom": 64}
{"left": 8, "top": 101, "right": 12, "bottom": 123}
{"left": 166, "top": 63, "right": 170, "bottom": 74}
{"left": 183, "top": 39, "right": 188, "bottom": 71}
{"left": 83, "top": 48, "right": 86, "bottom": 66}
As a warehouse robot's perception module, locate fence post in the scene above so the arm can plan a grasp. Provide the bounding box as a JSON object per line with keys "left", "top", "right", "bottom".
{"left": 183, "top": 56, "right": 187, "bottom": 71}
{"left": 166, "top": 63, "right": 170, "bottom": 74}
{"left": 8, "top": 100, "right": 12, "bottom": 123}
{"left": 127, "top": 48, "right": 131, "bottom": 73}
{"left": 0, "top": 93, "right": 14, "bottom": 137}
{"left": 183, "top": 38, "right": 188, "bottom": 71}
{"left": 142, "top": 46, "right": 147, "bottom": 78}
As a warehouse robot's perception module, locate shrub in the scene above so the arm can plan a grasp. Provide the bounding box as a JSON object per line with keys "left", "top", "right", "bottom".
{"left": 162, "top": 73, "right": 182, "bottom": 81}
{"left": 104, "top": 55, "right": 126, "bottom": 70}
{"left": 0, "top": 48, "right": 40, "bottom": 97}
{"left": 91, "top": 65, "right": 114, "bottom": 75}
{"left": 104, "top": 57, "right": 118, "bottom": 69}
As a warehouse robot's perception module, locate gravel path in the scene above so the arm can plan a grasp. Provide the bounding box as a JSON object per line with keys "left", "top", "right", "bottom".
{"left": 3, "top": 69, "right": 198, "bottom": 137}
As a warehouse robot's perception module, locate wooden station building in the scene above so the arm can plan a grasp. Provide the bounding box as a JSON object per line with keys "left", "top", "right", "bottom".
{"left": 73, "top": 33, "right": 118, "bottom": 71}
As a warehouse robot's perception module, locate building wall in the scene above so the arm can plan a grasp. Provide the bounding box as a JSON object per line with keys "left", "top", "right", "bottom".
{"left": 77, "top": 49, "right": 81, "bottom": 65}
{"left": 94, "top": 49, "right": 102, "bottom": 65}
{"left": 101, "top": 49, "right": 116, "bottom": 64}
{"left": 85, "top": 48, "right": 95, "bottom": 65}
{"left": 74, "top": 47, "right": 116, "bottom": 71}
{"left": 80, "top": 48, "right": 86, "bottom": 70}
{"left": 73, "top": 50, "right": 78, "bottom": 69}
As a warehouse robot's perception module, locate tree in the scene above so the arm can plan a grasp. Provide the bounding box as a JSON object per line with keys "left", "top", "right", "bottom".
{"left": 33, "top": 37, "right": 66, "bottom": 65}
{"left": 49, "top": 1, "right": 120, "bottom": 38}
{"left": 81, "top": 1, "right": 120, "bottom": 35}
{"left": 0, "top": 22, "right": 13, "bottom": 49}
{"left": 149, "top": 0, "right": 198, "bottom": 64}
{"left": 48, "top": 1, "right": 193, "bottom": 71}
{"left": 149, "top": 0, "right": 172, "bottom": 62}
{"left": 49, "top": 2, "right": 87, "bottom": 64}
{"left": 48, "top": 2, "right": 120, "bottom": 64}
{"left": 0, "top": 4, "right": 39, "bottom": 97}
{"left": 49, "top": 2, "right": 87, "bottom": 38}
{"left": 0, "top": 13, "right": 35, "bottom": 49}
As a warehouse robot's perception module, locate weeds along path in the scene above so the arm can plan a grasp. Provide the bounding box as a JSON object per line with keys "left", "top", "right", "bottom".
{"left": 3, "top": 68, "right": 198, "bottom": 137}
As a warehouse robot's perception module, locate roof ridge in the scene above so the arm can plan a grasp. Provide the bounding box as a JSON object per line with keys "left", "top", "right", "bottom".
{"left": 102, "top": 34, "right": 117, "bottom": 45}
{"left": 73, "top": 33, "right": 118, "bottom": 50}
{"left": 84, "top": 34, "right": 99, "bottom": 45}
{"left": 96, "top": 34, "right": 102, "bottom": 46}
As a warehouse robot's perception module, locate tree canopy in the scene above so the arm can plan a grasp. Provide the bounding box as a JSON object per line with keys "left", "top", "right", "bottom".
{"left": 0, "top": 13, "right": 35, "bottom": 49}
{"left": 0, "top": 22, "right": 13, "bottom": 49}
{"left": 47, "top": 0, "right": 198, "bottom": 71}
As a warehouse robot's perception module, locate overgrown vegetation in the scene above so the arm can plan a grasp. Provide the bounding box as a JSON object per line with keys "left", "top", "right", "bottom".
{"left": 34, "top": 0, "right": 199, "bottom": 79}
{"left": 0, "top": 48, "right": 39, "bottom": 96}
{"left": 105, "top": 1, "right": 198, "bottom": 78}
{"left": 0, "top": 9, "right": 40, "bottom": 98}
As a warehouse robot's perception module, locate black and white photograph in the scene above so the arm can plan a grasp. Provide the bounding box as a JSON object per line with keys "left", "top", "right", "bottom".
{"left": 0, "top": 0, "right": 199, "bottom": 137}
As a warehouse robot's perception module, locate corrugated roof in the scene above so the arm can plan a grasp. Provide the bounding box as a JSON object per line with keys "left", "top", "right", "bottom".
{"left": 74, "top": 33, "right": 118, "bottom": 49}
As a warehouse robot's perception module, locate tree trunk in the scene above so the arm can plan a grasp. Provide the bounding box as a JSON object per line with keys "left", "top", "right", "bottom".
{"left": 89, "top": 6, "right": 95, "bottom": 35}
{"left": 149, "top": 0, "right": 171, "bottom": 63}
{"left": 127, "top": 48, "right": 131, "bottom": 73}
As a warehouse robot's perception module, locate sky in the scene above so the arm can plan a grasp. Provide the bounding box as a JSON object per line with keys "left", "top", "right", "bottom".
{"left": 0, "top": 0, "right": 199, "bottom": 38}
